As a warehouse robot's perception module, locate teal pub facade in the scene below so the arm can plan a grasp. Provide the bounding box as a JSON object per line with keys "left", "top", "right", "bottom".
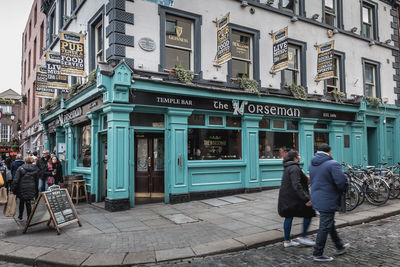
{"left": 40, "top": 62, "right": 400, "bottom": 211}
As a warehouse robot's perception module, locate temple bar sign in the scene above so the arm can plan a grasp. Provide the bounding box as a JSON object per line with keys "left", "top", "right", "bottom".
{"left": 131, "top": 91, "right": 356, "bottom": 121}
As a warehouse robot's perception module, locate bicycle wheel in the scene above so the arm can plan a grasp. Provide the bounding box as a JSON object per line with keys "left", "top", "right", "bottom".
{"left": 387, "top": 175, "right": 400, "bottom": 199}
{"left": 365, "top": 177, "right": 390, "bottom": 206}
{"left": 346, "top": 184, "right": 360, "bottom": 211}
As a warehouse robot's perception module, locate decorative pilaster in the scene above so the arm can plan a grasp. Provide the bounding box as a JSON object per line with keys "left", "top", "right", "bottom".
{"left": 351, "top": 122, "right": 365, "bottom": 166}
{"left": 63, "top": 122, "right": 73, "bottom": 174}
{"left": 88, "top": 112, "right": 100, "bottom": 200}
{"left": 299, "top": 119, "right": 317, "bottom": 173}
{"left": 329, "top": 121, "right": 346, "bottom": 164}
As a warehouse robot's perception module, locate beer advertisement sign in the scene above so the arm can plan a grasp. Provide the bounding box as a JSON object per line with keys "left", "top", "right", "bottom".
{"left": 272, "top": 27, "right": 289, "bottom": 72}
{"left": 60, "top": 31, "right": 85, "bottom": 77}
{"left": 46, "top": 52, "right": 68, "bottom": 91}
{"left": 36, "top": 65, "right": 55, "bottom": 99}
{"left": 316, "top": 41, "right": 335, "bottom": 81}
{"left": 216, "top": 13, "right": 231, "bottom": 65}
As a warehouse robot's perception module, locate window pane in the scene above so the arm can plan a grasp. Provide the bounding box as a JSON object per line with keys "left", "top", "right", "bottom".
{"left": 131, "top": 113, "right": 164, "bottom": 127}
{"left": 188, "top": 114, "right": 205, "bottom": 126}
{"left": 314, "top": 132, "right": 329, "bottom": 153}
{"left": 232, "top": 59, "right": 249, "bottom": 78}
{"left": 365, "top": 65, "right": 374, "bottom": 83}
{"left": 259, "top": 118, "right": 270, "bottom": 129}
{"left": 231, "top": 31, "right": 250, "bottom": 60}
{"left": 226, "top": 116, "right": 242, "bottom": 127}
{"left": 188, "top": 129, "right": 242, "bottom": 160}
{"left": 283, "top": 69, "right": 297, "bottom": 86}
{"left": 273, "top": 120, "right": 285, "bottom": 129}
{"left": 288, "top": 47, "right": 298, "bottom": 70}
{"left": 287, "top": 120, "right": 298, "bottom": 130}
{"left": 325, "top": 0, "right": 334, "bottom": 11}
{"left": 259, "top": 131, "right": 298, "bottom": 159}
{"left": 314, "top": 123, "right": 328, "bottom": 129}
{"left": 363, "top": 23, "right": 371, "bottom": 38}
{"left": 165, "top": 15, "right": 192, "bottom": 49}
{"left": 78, "top": 123, "right": 91, "bottom": 167}
{"left": 165, "top": 47, "right": 190, "bottom": 70}
{"left": 209, "top": 116, "right": 223, "bottom": 126}
{"left": 325, "top": 13, "right": 335, "bottom": 26}
{"left": 365, "top": 84, "right": 374, "bottom": 97}
{"left": 282, "top": 0, "right": 295, "bottom": 12}
{"left": 363, "top": 6, "right": 371, "bottom": 24}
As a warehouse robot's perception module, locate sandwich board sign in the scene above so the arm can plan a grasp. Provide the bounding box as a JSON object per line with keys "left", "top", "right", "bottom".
{"left": 23, "top": 186, "right": 81, "bottom": 235}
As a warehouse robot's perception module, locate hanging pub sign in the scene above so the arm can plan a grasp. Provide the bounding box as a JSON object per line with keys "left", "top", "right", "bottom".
{"left": 60, "top": 31, "right": 85, "bottom": 77}
{"left": 46, "top": 52, "right": 68, "bottom": 92}
{"left": 272, "top": 27, "right": 289, "bottom": 72}
{"left": 216, "top": 13, "right": 231, "bottom": 65}
{"left": 316, "top": 41, "right": 335, "bottom": 81}
{"left": 35, "top": 65, "right": 55, "bottom": 99}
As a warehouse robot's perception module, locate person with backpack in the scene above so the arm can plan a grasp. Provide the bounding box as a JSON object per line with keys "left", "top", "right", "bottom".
{"left": 11, "top": 156, "right": 39, "bottom": 221}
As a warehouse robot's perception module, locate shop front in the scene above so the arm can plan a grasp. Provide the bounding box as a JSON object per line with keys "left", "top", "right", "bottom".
{"left": 40, "top": 62, "right": 400, "bottom": 211}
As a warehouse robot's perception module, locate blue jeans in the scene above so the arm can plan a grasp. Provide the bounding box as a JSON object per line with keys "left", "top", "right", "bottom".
{"left": 38, "top": 179, "right": 48, "bottom": 192}
{"left": 313, "top": 212, "right": 344, "bottom": 256}
{"left": 283, "top": 217, "right": 312, "bottom": 241}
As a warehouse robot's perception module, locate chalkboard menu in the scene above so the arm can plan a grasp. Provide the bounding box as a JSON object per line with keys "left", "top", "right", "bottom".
{"left": 24, "top": 187, "right": 81, "bottom": 235}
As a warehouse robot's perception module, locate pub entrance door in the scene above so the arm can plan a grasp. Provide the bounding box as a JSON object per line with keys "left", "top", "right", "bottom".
{"left": 134, "top": 133, "right": 165, "bottom": 203}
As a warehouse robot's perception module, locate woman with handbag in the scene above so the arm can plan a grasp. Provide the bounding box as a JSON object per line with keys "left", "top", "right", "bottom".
{"left": 11, "top": 156, "right": 39, "bottom": 220}
{"left": 277, "top": 150, "right": 316, "bottom": 247}
{"left": 49, "top": 156, "right": 63, "bottom": 185}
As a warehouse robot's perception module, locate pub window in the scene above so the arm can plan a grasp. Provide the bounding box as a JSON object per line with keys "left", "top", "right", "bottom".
{"left": 259, "top": 118, "right": 270, "bottom": 129}
{"left": 231, "top": 30, "right": 252, "bottom": 79}
{"left": 363, "top": 59, "right": 380, "bottom": 98}
{"left": 259, "top": 131, "right": 298, "bottom": 159}
{"left": 165, "top": 15, "right": 193, "bottom": 70}
{"left": 273, "top": 120, "right": 285, "bottom": 129}
{"left": 282, "top": 46, "right": 300, "bottom": 87}
{"left": 78, "top": 122, "right": 91, "bottom": 168}
{"left": 344, "top": 135, "right": 350, "bottom": 148}
{"left": 280, "top": 0, "right": 296, "bottom": 13}
{"left": 89, "top": 7, "right": 104, "bottom": 71}
{"left": 324, "top": 0, "right": 337, "bottom": 27}
{"left": 287, "top": 120, "right": 298, "bottom": 130}
{"left": 188, "top": 114, "right": 205, "bottom": 126}
{"left": 188, "top": 129, "right": 242, "bottom": 160}
{"left": 226, "top": 116, "right": 242, "bottom": 127}
{"left": 326, "top": 55, "right": 340, "bottom": 93}
{"left": 209, "top": 116, "right": 223, "bottom": 126}
{"left": 131, "top": 113, "right": 164, "bottom": 128}
{"left": 314, "top": 123, "right": 328, "bottom": 129}
{"left": 314, "top": 132, "right": 329, "bottom": 153}
{"left": 362, "top": 3, "right": 375, "bottom": 39}
{"left": 102, "top": 115, "right": 108, "bottom": 130}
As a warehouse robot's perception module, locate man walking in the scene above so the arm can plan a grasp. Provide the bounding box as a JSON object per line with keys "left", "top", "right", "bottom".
{"left": 309, "top": 144, "right": 349, "bottom": 262}
{"left": 36, "top": 150, "right": 51, "bottom": 193}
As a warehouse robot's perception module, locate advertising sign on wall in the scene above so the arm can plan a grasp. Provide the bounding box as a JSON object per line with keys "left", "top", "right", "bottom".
{"left": 216, "top": 13, "right": 231, "bottom": 65}
{"left": 272, "top": 27, "right": 289, "bottom": 72}
{"left": 46, "top": 52, "right": 68, "bottom": 92}
{"left": 60, "top": 31, "right": 85, "bottom": 77}
{"left": 316, "top": 41, "right": 335, "bottom": 80}
{"left": 36, "top": 65, "right": 55, "bottom": 99}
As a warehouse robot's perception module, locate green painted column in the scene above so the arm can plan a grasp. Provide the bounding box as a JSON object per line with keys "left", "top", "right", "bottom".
{"left": 351, "top": 122, "right": 365, "bottom": 166}
{"left": 55, "top": 126, "right": 66, "bottom": 173}
{"left": 43, "top": 124, "right": 50, "bottom": 151}
{"left": 299, "top": 119, "right": 317, "bottom": 173}
{"left": 167, "top": 108, "right": 192, "bottom": 198}
{"left": 377, "top": 116, "right": 386, "bottom": 164}
{"left": 329, "top": 121, "right": 346, "bottom": 163}
{"left": 394, "top": 117, "right": 400, "bottom": 166}
{"left": 242, "top": 115, "right": 262, "bottom": 190}
{"left": 63, "top": 122, "right": 74, "bottom": 175}
{"left": 88, "top": 112, "right": 100, "bottom": 200}
{"left": 103, "top": 104, "right": 133, "bottom": 211}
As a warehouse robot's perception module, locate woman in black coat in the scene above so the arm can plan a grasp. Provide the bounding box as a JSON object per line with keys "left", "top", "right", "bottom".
{"left": 278, "top": 150, "right": 316, "bottom": 248}
{"left": 11, "top": 156, "right": 39, "bottom": 221}
{"left": 49, "top": 156, "right": 63, "bottom": 185}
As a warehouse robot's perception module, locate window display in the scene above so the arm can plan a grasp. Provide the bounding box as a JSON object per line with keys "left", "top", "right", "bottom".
{"left": 77, "top": 123, "right": 91, "bottom": 167}
{"left": 259, "top": 131, "right": 298, "bottom": 159}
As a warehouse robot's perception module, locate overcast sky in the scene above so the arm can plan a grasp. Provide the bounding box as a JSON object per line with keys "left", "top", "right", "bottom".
{"left": 0, "top": 1, "right": 34, "bottom": 94}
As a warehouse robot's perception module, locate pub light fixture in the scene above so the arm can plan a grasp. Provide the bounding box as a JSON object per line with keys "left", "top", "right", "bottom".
{"left": 291, "top": 16, "right": 298, "bottom": 22}
{"left": 369, "top": 40, "right": 376, "bottom": 46}
{"left": 241, "top": 0, "right": 249, "bottom": 7}
{"left": 311, "top": 14, "right": 319, "bottom": 20}
{"left": 350, "top": 27, "right": 358, "bottom": 33}
{"left": 266, "top": 0, "right": 274, "bottom": 5}
{"left": 385, "top": 39, "right": 392, "bottom": 44}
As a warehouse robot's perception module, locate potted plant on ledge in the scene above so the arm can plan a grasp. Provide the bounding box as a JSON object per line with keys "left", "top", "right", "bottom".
{"left": 173, "top": 64, "right": 194, "bottom": 85}
{"left": 288, "top": 82, "right": 307, "bottom": 100}
{"left": 237, "top": 74, "right": 260, "bottom": 94}
{"left": 365, "top": 96, "right": 381, "bottom": 109}
{"left": 328, "top": 87, "right": 345, "bottom": 103}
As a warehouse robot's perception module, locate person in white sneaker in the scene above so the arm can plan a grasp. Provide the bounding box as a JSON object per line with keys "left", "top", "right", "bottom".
{"left": 278, "top": 150, "right": 316, "bottom": 248}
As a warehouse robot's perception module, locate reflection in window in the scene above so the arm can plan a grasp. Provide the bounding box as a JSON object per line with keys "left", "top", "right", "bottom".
{"left": 231, "top": 30, "right": 252, "bottom": 78}
{"left": 259, "top": 131, "right": 298, "bottom": 159}
{"left": 188, "top": 114, "right": 205, "bottom": 126}
{"left": 281, "top": 0, "right": 295, "bottom": 13}
{"left": 314, "top": 132, "right": 329, "bottom": 153}
{"left": 209, "top": 116, "right": 223, "bottom": 126}
{"left": 259, "top": 118, "right": 270, "bottom": 129}
{"left": 282, "top": 46, "right": 299, "bottom": 86}
{"left": 188, "top": 129, "right": 241, "bottom": 160}
{"left": 273, "top": 120, "right": 285, "bottom": 129}
{"left": 226, "top": 116, "right": 242, "bottom": 127}
{"left": 78, "top": 123, "right": 91, "bottom": 167}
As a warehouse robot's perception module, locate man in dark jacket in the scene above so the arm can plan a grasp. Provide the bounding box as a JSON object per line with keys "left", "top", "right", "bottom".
{"left": 36, "top": 150, "right": 51, "bottom": 193}
{"left": 11, "top": 154, "right": 24, "bottom": 179}
{"left": 310, "top": 144, "right": 349, "bottom": 262}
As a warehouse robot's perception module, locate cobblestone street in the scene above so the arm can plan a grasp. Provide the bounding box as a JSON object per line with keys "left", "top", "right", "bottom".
{"left": 156, "top": 214, "right": 400, "bottom": 267}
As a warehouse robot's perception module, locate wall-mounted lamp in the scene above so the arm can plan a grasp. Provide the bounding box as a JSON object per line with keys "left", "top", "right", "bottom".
{"left": 10, "top": 114, "right": 15, "bottom": 121}
{"left": 63, "top": 14, "right": 77, "bottom": 22}
{"left": 290, "top": 16, "right": 298, "bottom": 22}
{"left": 350, "top": 27, "right": 358, "bottom": 33}
{"left": 311, "top": 14, "right": 319, "bottom": 20}
{"left": 240, "top": 0, "right": 249, "bottom": 7}
{"left": 266, "top": 0, "right": 274, "bottom": 5}
{"left": 369, "top": 40, "right": 375, "bottom": 46}
{"left": 384, "top": 39, "right": 392, "bottom": 44}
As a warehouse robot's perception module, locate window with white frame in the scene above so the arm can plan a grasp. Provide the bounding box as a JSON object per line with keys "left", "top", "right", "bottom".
{"left": 165, "top": 15, "right": 193, "bottom": 70}
{"left": 0, "top": 125, "right": 11, "bottom": 143}
{"left": 282, "top": 46, "right": 300, "bottom": 86}
{"left": 362, "top": 4, "right": 374, "bottom": 39}
{"left": 324, "top": 0, "right": 336, "bottom": 26}
{"left": 326, "top": 55, "right": 340, "bottom": 93}
{"left": 50, "top": 9, "right": 57, "bottom": 42}
{"left": 364, "top": 63, "right": 376, "bottom": 97}
{"left": 95, "top": 20, "right": 103, "bottom": 66}
{"left": 89, "top": 7, "right": 104, "bottom": 71}
{"left": 0, "top": 105, "right": 12, "bottom": 114}
{"left": 231, "top": 30, "right": 252, "bottom": 78}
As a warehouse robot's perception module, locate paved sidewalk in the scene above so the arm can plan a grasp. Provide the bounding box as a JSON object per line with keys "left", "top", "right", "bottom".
{"left": 0, "top": 189, "right": 399, "bottom": 266}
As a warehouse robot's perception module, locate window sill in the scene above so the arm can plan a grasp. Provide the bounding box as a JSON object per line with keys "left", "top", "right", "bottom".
{"left": 188, "top": 160, "right": 246, "bottom": 168}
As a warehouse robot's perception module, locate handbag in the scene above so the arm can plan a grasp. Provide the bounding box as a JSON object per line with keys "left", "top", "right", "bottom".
{"left": 3, "top": 193, "right": 16, "bottom": 217}
{"left": 0, "top": 187, "right": 7, "bottom": 204}
{"left": 0, "top": 172, "right": 4, "bottom": 187}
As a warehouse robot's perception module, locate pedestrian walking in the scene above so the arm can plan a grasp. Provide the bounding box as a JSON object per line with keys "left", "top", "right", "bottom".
{"left": 49, "top": 156, "right": 63, "bottom": 185}
{"left": 11, "top": 156, "right": 39, "bottom": 221}
{"left": 4, "top": 158, "right": 13, "bottom": 194}
{"left": 36, "top": 150, "right": 51, "bottom": 192}
{"left": 309, "top": 144, "right": 350, "bottom": 262}
{"left": 11, "top": 154, "right": 24, "bottom": 179}
{"left": 278, "top": 150, "right": 316, "bottom": 248}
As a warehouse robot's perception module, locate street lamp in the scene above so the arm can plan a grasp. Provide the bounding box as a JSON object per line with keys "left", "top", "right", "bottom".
{"left": 10, "top": 114, "right": 15, "bottom": 121}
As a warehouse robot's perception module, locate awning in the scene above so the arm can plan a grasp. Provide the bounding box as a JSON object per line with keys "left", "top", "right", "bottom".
{"left": 32, "top": 133, "right": 42, "bottom": 145}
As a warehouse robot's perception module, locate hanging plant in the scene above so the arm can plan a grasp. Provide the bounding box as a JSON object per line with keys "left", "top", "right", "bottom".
{"left": 290, "top": 82, "right": 307, "bottom": 100}
{"left": 238, "top": 75, "right": 260, "bottom": 94}
{"left": 173, "top": 64, "right": 194, "bottom": 84}
{"left": 329, "top": 87, "right": 345, "bottom": 103}
{"left": 88, "top": 69, "right": 97, "bottom": 84}
{"left": 366, "top": 96, "right": 381, "bottom": 108}
{"left": 21, "top": 94, "right": 27, "bottom": 104}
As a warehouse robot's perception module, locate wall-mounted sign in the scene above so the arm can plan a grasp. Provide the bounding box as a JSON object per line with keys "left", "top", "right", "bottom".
{"left": 36, "top": 65, "right": 55, "bottom": 99}
{"left": 131, "top": 91, "right": 356, "bottom": 121}
{"left": 216, "top": 13, "right": 231, "bottom": 65}
{"left": 46, "top": 52, "right": 68, "bottom": 91}
{"left": 316, "top": 41, "right": 335, "bottom": 81}
{"left": 139, "top": 38, "right": 156, "bottom": 52}
{"left": 60, "top": 31, "right": 85, "bottom": 77}
{"left": 272, "top": 27, "right": 289, "bottom": 72}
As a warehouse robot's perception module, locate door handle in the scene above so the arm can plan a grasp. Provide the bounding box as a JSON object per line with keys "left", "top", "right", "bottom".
{"left": 147, "top": 156, "right": 152, "bottom": 168}
{"left": 178, "top": 154, "right": 182, "bottom": 169}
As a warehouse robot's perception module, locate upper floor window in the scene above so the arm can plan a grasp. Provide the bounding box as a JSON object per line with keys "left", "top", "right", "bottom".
{"left": 282, "top": 46, "right": 299, "bottom": 86}
{"left": 231, "top": 30, "right": 252, "bottom": 78}
{"left": 28, "top": 50, "right": 31, "bottom": 77}
{"left": 40, "top": 22, "right": 44, "bottom": 56}
{"left": 71, "top": 0, "right": 83, "bottom": 13}
{"left": 361, "top": 1, "right": 378, "bottom": 40}
{"left": 88, "top": 7, "right": 104, "bottom": 71}
{"left": 0, "top": 125, "right": 11, "bottom": 143}
{"left": 34, "top": 4, "right": 37, "bottom": 25}
{"left": 363, "top": 59, "right": 380, "bottom": 98}
{"left": 326, "top": 52, "right": 345, "bottom": 94}
{"left": 324, "top": 0, "right": 336, "bottom": 26}
{"left": 24, "top": 34, "right": 27, "bottom": 51}
{"left": 33, "top": 38, "right": 37, "bottom": 67}
{"left": 29, "top": 21, "right": 32, "bottom": 39}
{"left": 61, "top": 0, "right": 68, "bottom": 27}
{"left": 280, "top": 0, "right": 296, "bottom": 13}
{"left": 0, "top": 105, "right": 12, "bottom": 114}
{"left": 49, "top": 8, "right": 57, "bottom": 42}
{"left": 165, "top": 15, "right": 193, "bottom": 70}
{"left": 95, "top": 21, "right": 103, "bottom": 65}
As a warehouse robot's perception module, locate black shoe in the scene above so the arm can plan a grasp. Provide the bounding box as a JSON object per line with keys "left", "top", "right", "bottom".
{"left": 17, "top": 216, "right": 23, "bottom": 221}
{"left": 313, "top": 255, "right": 334, "bottom": 262}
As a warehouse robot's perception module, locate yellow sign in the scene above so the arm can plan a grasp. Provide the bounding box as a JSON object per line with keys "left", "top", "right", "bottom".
{"left": 216, "top": 13, "right": 231, "bottom": 65}
{"left": 60, "top": 31, "right": 85, "bottom": 77}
